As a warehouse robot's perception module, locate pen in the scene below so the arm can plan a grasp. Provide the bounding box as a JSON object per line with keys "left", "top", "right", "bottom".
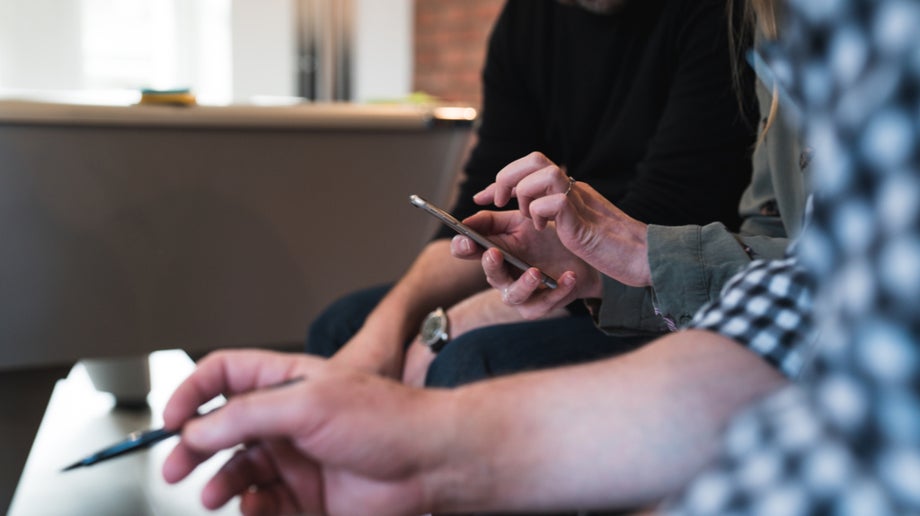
{"left": 62, "top": 375, "right": 305, "bottom": 472}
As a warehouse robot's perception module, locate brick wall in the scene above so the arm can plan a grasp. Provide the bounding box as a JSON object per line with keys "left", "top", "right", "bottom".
{"left": 413, "top": 0, "right": 505, "bottom": 109}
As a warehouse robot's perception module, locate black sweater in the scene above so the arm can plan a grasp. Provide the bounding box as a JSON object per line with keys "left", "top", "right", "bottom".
{"left": 436, "top": 0, "right": 757, "bottom": 240}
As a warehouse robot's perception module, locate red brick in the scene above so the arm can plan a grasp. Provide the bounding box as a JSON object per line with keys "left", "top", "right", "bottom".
{"left": 413, "top": 0, "right": 503, "bottom": 109}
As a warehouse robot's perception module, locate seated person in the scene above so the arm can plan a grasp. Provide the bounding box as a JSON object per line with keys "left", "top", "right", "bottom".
{"left": 306, "top": 0, "right": 758, "bottom": 388}
{"left": 446, "top": 20, "right": 809, "bottom": 380}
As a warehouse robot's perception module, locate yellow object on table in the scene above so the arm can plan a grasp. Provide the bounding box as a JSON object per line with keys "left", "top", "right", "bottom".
{"left": 138, "top": 88, "right": 197, "bottom": 107}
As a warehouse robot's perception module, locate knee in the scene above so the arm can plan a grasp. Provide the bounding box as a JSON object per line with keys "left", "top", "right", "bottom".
{"left": 424, "top": 329, "right": 497, "bottom": 388}
{"left": 305, "top": 284, "right": 391, "bottom": 357}
{"left": 305, "top": 302, "right": 350, "bottom": 358}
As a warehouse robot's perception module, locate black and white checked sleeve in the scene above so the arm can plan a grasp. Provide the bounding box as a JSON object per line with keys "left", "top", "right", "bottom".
{"left": 688, "top": 256, "right": 815, "bottom": 378}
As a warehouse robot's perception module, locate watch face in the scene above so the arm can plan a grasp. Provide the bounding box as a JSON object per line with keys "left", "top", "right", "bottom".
{"left": 420, "top": 308, "right": 448, "bottom": 348}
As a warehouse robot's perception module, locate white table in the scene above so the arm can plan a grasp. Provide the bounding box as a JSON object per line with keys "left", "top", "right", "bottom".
{"left": 9, "top": 350, "right": 239, "bottom": 516}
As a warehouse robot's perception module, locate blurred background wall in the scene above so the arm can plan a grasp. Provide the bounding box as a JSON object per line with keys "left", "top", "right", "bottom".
{"left": 0, "top": 0, "right": 503, "bottom": 108}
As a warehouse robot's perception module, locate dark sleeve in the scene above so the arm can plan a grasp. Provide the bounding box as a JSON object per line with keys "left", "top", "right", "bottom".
{"left": 434, "top": 0, "right": 543, "bottom": 240}
{"left": 614, "top": 0, "right": 757, "bottom": 230}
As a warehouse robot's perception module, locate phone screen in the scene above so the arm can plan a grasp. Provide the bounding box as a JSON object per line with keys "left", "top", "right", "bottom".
{"left": 409, "top": 194, "right": 557, "bottom": 289}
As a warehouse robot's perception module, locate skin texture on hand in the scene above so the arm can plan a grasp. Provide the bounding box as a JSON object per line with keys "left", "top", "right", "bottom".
{"left": 475, "top": 152, "right": 652, "bottom": 289}
{"left": 451, "top": 213, "right": 603, "bottom": 319}
{"left": 162, "top": 350, "right": 458, "bottom": 516}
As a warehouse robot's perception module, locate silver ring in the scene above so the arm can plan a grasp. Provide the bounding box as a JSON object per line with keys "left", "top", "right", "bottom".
{"left": 564, "top": 176, "right": 576, "bottom": 196}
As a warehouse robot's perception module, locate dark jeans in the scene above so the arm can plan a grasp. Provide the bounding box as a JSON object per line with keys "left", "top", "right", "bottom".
{"left": 307, "top": 284, "right": 653, "bottom": 387}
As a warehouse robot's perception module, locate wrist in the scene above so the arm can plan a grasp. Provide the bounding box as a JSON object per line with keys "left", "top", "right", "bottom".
{"left": 600, "top": 221, "right": 651, "bottom": 287}
{"left": 583, "top": 267, "right": 605, "bottom": 298}
{"left": 424, "top": 388, "right": 498, "bottom": 513}
{"left": 634, "top": 225, "right": 652, "bottom": 287}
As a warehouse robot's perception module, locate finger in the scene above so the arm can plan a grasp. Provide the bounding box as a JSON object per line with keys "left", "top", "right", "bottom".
{"left": 163, "top": 439, "right": 220, "bottom": 484}
{"left": 181, "top": 380, "right": 313, "bottom": 455}
{"left": 163, "top": 350, "right": 317, "bottom": 430}
{"left": 473, "top": 183, "right": 518, "bottom": 207}
{"left": 506, "top": 271, "right": 578, "bottom": 320}
{"left": 473, "top": 183, "right": 498, "bottom": 206}
{"left": 461, "top": 210, "right": 518, "bottom": 236}
{"left": 450, "top": 235, "right": 481, "bottom": 259}
{"left": 240, "top": 483, "right": 299, "bottom": 516}
{"left": 259, "top": 439, "right": 325, "bottom": 514}
{"left": 201, "top": 445, "right": 281, "bottom": 510}
{"left": 491, "top": 152, "right": 555, "bottom": 207}
{"left": 515, "top": 165, "right": 571, "bottom": 220}
{"left": 500, "top": 268, "right": 545, "bottom": 306}
{"left": 236, "top": 439, "right": 324, "bottom": 516}
{"left": 522, "top": 271, "right": 578, "bottom": 317}
{"left": 528, "top": 194, "right": 571, "bottom": 230}
{"left": 481, "top": 248, "right": 517, "bottom": 289}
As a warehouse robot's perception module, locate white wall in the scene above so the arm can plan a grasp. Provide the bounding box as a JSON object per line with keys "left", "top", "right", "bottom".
{"left": 230, "top": 0, "right": 297, "bottom": 101}
{"left": 0, "top": 0, "right": 412, "bottom": 104}
{"left": 0, "top": 0, "right": 84, "bottom": 90}
{"left": 352, "top": 0, "right": 413, "bottom": 103}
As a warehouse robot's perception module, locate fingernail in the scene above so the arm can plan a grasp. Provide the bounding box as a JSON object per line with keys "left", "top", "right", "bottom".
{"left": 564, "top": 274, "right": 576, "bottom": 287}
{"left": 529, "top": 270, "right": 541, "bottom": 283}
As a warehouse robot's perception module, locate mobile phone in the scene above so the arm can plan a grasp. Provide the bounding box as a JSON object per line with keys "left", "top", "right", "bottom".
{"left": 409, "top": 194, "right": 558, "bottom": 289}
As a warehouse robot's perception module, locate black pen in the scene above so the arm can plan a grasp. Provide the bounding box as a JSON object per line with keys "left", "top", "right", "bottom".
{"left": 62, "top": 376, "right": 305, "bottom": 472}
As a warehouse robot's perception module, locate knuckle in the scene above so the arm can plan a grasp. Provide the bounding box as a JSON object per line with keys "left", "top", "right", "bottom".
{"left": 524, "top": 151, "right": 551, "bottom": 170}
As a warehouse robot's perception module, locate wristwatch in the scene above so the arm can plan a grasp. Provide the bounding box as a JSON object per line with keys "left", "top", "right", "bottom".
{"left": 419, "top": 307, "right": 450, "bottom": 353}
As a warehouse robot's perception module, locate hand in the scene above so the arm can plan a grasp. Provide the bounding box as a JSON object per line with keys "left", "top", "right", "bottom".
{"left": 451, "top": 212, "right": 602, "bottom": 319}
{"left": 474, "top": 152, "right": 652, "bottom": 287}
{"left": 162, "top": 349, "right": 453, "bottom": 516}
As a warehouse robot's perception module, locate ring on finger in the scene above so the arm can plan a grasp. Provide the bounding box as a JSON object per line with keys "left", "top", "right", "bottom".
{"left": 564, "top": 176, "right": 576, "bottom": 197}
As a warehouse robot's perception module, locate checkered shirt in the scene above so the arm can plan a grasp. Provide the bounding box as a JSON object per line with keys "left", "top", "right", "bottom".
{"left": 689, "top": 256, "right": 815, "bottom": 378}
{"left": 665, "top": 0, "right": 920, "bottom": 513}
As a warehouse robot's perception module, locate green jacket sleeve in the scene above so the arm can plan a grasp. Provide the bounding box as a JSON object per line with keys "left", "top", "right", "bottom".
{"left": 644, "top": 223, "right": 789, "bottom": 327}
{"left": 593, "top": 224, "right": 788, "bottom": 335}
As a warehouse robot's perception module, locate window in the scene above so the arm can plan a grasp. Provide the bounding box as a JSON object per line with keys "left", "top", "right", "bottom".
{"left": 80, "top": 0, "right": 232, "bottom": 103}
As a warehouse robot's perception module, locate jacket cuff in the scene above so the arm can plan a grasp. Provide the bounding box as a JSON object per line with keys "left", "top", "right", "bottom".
{"left": 647, "top": 223, "right": 752, "bottom": 328}
{"left": 595, "top": 276, "right": 670, "bottom": 336}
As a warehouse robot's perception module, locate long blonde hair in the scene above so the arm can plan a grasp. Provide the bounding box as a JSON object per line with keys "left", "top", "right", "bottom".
{"left": 728, "top": 0, "right": 779, "bottom": 141}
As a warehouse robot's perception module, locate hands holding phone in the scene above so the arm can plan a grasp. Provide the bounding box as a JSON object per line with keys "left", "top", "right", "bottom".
{"left": 453, "top": 152, "right": 653, "bottom": 318}
{"left": 450, "top": 211, "right": 600, "bottom": 319}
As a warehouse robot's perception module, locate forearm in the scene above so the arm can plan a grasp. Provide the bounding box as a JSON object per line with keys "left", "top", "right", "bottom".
{"left": 339, "top": 241, "right": 488, "bottom": 360}
{"left": 430, "top": 330, "right": 787, "bottom": 512}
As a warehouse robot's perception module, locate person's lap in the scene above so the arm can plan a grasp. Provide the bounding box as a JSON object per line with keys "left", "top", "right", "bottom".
{"left": 426, "top": 313, "right": 648, "bottom": 387}
{"left": 307, "top": 285, "right": 653, "bottom": 387}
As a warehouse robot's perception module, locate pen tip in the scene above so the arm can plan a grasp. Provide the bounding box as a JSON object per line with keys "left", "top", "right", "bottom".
{"left": 61, "top": 461, "right": 84, "bottom": 472}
